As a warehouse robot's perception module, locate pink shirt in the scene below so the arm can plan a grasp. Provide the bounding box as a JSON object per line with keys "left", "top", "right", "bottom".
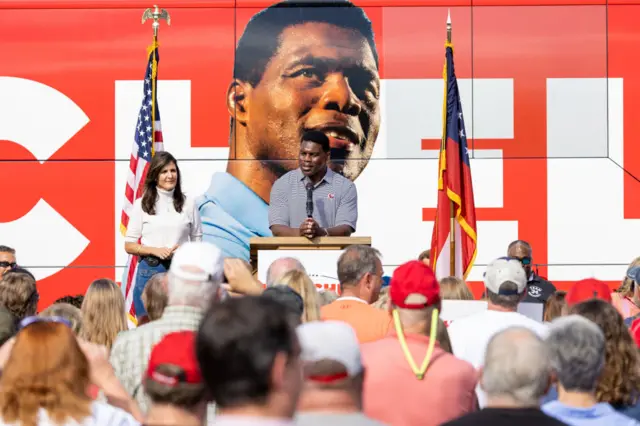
{"left": 611, "top": 292, "right": 640, "bottom": 319}
{"left": 361, "top": 332, "right": 478, "bottom": 426}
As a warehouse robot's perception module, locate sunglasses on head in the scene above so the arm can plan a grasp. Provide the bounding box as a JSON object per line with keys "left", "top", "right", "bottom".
{"left": 0, "top": 262, "right": 16, "bottom": 269}
{"left": 19, "top": 315, "right": 72, "bottom": 331}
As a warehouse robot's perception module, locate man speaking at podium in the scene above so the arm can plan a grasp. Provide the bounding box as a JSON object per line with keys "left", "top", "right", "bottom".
{"left": 269, "top": 131, "right": 358, "bottom": 239}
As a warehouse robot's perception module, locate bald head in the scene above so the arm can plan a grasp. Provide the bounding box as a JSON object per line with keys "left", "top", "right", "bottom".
{"left": 507, "top": 240, "right": 533, "bottom": 277}
{"left": 507, "top": 240, "right": 532, "bottom": 257}
{"left": 481, "top": 327, "right": 551, "bottom": 407}
{"left": 266, "top": 257, "right": 305, "bottom": 287}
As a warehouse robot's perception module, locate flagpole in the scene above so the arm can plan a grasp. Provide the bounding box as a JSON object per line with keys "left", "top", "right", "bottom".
{"left": 447, "top": 10, "right": 456, "bottom": 277}
{"left": 142, "top": 5, "right": 171, "bottom": 153}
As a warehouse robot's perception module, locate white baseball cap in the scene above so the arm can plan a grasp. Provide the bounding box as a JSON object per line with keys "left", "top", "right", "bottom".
{"left": 297, "top": 321, "right": 362, "bottom": 379}
{"left": 169, "top": 242, "right": 224, "bottom": 284}
{"left": 484, "top": 257, "right": 527, "bottom": 295}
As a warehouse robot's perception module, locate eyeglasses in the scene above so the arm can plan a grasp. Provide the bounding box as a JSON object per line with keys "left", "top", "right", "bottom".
{"left": 0, "top": 262, "right": 16, "bottom": 269}
{"left": 19, "top": 315, "right": 72, "bottom": 331}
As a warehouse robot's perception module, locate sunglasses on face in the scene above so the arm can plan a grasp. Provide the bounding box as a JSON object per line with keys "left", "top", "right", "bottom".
{"left": 19, "top": 315, "right": 72, "bottom": 331}
{"left": 514, "top": 256, "right": 532, "bottom": 266}
{"left": 0, "top": 262, "right": 16, "bottom": 269}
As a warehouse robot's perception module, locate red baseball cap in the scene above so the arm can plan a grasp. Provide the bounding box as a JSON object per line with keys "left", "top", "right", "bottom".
{"left": 565, "top": 278, "right": 612, "bottom": 306}
{"left": 145, "top": 331, "right": 202, "bottom": 386}
{"left": 390, "top": 261, "right": 440, "bottom": 309}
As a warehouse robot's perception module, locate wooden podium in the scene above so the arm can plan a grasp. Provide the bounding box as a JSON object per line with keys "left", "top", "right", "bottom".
{"left": 249, "top": 237, "right": 371, "bottom": 273}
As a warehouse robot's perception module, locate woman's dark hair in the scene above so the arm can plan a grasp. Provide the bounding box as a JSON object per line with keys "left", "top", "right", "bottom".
{"left": 141, "top": 151, "right": 185, "bottom": 215}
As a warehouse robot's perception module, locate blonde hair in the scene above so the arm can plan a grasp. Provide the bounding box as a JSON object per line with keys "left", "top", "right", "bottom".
{"left": 617, "top": 256, "right": 640, "bottom": 296}
{"left": 372, "top": 286, "right": 390, "bottom": 310}
{"left": 543, "top": 291, "right": 567, "bottom": 323}
{"left": 277, "top": 270, "right": 321, "bottom": 323}
{"left": 439, "top": 276, "right": 474, "bottom": 300}
{"left": 79, "top": 279, "right": 127, "bottom": 350}
{"left": 40, "top": 303, "right": 83, "bottom": 335}
{"left": 318, "top": 290, "right": 338, "bottom": 306}
{"left": 0, "top": 322, "right": 91, "bottom": 426}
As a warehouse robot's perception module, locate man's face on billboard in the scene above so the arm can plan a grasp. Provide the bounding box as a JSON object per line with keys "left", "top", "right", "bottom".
{"left": 241, "top": 22, "right": 380, "bottom": 181}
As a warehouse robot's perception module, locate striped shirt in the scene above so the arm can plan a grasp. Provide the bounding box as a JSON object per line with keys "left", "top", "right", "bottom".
{"left": 268, "top": 168, "right": 357, "bottom": 230}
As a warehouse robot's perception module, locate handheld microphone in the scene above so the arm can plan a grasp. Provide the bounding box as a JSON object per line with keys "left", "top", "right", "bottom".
{"left": 306, "top": 183, "right": 314, "bottom": 218}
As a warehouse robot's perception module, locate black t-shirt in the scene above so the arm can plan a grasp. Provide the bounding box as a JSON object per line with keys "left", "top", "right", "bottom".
{"left": 441, "top": 407, "right": 568, "bottom": 426}
{"left": 523, "top": 275, "right": 556, "bottom": 304}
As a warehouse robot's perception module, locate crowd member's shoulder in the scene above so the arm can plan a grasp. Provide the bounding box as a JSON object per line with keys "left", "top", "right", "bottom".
{"left": 439, "top": 348, "right": 477, "bottom": 379}
{"left": 441, "top": 408, "right": 569, "bottom": 426}
{"left": 532, "top": 274, "right": 556, "bottom": 290}
{"left": 110, "top": 322, "right": 152, "bottom": 355}
{"left": 90, "top": 400, "right": 141, "bottom": 426}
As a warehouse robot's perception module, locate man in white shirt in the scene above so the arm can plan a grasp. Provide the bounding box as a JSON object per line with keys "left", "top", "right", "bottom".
{"left": 447, "top": 257, "right": 548, "bottom": 408}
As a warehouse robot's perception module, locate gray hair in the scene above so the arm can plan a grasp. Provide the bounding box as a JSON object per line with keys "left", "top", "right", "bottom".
{"left": 337, "top": 245, "right": 381, "bottom": 289}
{"left": 481, "top": 327, "right": 551, "bottom": 406}
{"left": 167, "top": 271, "right": 221, "bottom": 310}
{"left": 266, "top": 257, "right": 305, "bottom": 287}
{"left": 0, "top": 246, "right": 15, "bottom": 255}
{"left": 546, "top": 315, "right": 605, "bottom": 393}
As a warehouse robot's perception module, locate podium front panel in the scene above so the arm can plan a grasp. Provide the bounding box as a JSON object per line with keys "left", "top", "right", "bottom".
{"left": 257, "top": 249, "right": 341, "bottom": 293}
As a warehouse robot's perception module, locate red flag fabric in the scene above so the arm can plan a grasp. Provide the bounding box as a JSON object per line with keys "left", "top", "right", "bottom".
{"left": 430, "top": 41, "right": 478, "bottom": 280}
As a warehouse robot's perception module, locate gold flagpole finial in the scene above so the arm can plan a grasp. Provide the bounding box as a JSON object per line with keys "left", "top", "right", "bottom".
{"left": 142, "top": 5, "right": 171, "bottom": 39}
{"left": 447, "top": 9, "right": 452, "bottom": 43}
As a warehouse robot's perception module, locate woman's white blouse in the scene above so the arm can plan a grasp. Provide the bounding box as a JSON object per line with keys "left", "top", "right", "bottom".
{"left": 0, "top": 401, "right": 140, "bottom": 425}
{"left": 125, "top": 188, "right": 202, "bottom": 248}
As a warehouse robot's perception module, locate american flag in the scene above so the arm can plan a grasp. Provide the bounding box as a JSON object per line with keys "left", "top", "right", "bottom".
{"left": 120, "top": 43, "right": 164, "bottom": 325}
{"left": 430, "top": 41, "right": 478, "bottom": 280}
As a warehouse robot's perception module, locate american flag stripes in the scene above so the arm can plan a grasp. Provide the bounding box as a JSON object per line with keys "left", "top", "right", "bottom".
{"left": 120, "top": 42, "right": 164, "bottom": 325}
{"left": 430, "top": 41, "right": 478, "bottom": 280}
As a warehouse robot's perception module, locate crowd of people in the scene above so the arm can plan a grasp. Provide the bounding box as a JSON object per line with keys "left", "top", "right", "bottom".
{"left": 1, "top": 241, "right": 640, "bottom": 425}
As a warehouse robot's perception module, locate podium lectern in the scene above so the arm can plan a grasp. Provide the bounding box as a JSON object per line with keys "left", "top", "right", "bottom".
{"left": 249, "top": 237, "right": 372, "bottom": 281}
{"left": 249, "top": 237, "right": 371, "bottom": 271}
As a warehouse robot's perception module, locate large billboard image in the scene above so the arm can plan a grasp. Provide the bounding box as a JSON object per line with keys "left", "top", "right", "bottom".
{"left": 0, "top": 0, "right": 639, "bottom": 307}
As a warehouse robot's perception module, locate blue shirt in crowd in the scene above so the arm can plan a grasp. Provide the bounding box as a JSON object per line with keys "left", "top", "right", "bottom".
{"left": 542, "top": 386, "right": 640, "bottom": 421}
{"left": 197, "top": 172, "right": 272, "bottom": 262}
{"left": 542, "top": 401, "right": 640, "bottom": 426}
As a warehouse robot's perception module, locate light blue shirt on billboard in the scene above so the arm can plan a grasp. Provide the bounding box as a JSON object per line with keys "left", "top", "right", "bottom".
{"left": 196, "top": 172, "right": 272, "bottom": 261}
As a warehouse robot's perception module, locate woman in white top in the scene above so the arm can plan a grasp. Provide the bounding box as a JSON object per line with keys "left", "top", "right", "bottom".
{"left": 125, "top": 152, "right": 202, "bottom": 322}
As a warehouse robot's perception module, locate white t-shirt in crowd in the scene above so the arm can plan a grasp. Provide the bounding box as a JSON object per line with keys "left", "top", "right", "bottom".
{"left": 125, "top": 187, "right": 202, "bottom": 248}
{"left": 447, "top": 309, "right": 548, "bottom": 408}
{"left": 0, "top": 401, "right": 139, "bottom": 426}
